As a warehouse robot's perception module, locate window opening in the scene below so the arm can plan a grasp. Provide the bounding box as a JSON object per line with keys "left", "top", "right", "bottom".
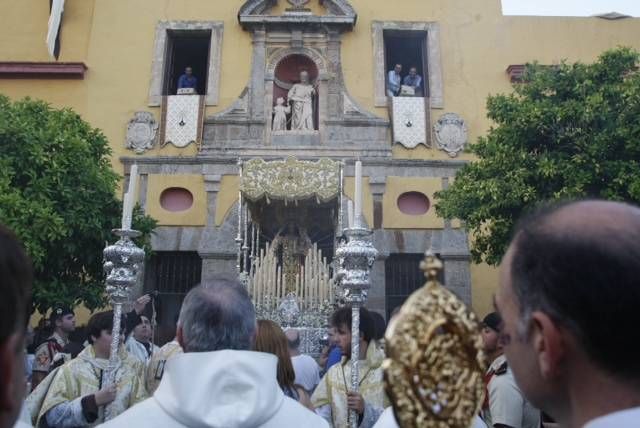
{"left": 383, "top": 30, "right": 428, "bottom": 97}
{"left": 384, "top": 252, "right": 443, "bottom": 319}
{"left": 163, "top": 30, "right": 211, "bottom": 96}
{"left": 143, "top": 251, "right": 202, "bottom": 344}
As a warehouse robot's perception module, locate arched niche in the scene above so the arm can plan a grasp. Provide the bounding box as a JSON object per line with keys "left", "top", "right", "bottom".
{"left": 273, "top": 54, "right": 320, "bottom": 131}
{"left": 265, "top": 48, "right": 328, "bottom": 141}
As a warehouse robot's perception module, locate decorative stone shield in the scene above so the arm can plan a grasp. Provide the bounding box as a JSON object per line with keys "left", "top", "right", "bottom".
{"left": 125, "top": 112, "right": 158, "bottom": 154}
{"left": 434, "top": 113, "right": 468, "bottom": 157}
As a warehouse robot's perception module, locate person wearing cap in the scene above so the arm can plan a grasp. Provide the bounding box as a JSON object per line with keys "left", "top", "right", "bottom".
{"left": 31, "top": 306, "right": 76, "bottom": 390}
{"left": 480, "top": 312, "right": 540, "bottom": 428}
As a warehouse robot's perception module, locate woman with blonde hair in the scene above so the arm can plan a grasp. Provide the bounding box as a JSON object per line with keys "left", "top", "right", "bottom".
{"left": 255, "top": 319, "right": 314, "bottom": 410}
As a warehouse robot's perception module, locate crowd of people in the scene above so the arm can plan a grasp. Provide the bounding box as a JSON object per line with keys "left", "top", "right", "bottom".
{"left": 2, "top": 199, "right": 640, "bottom": 427}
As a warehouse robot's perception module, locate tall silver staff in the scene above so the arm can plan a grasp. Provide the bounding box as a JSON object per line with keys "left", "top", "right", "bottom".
{"left": 335, "top": 160, "right": 377, "bottom": 428}
{"left": 101, "top": 165, "right": 145, "bottom": 420}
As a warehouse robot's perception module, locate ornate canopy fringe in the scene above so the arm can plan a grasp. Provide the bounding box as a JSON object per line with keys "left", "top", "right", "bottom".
{"left": 240, "top": 157, "right": 340, "bottom": 203}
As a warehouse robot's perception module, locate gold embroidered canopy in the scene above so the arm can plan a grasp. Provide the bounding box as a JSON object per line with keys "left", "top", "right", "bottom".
{"left": 240, "top": 157, "right": 341, "bottom": 203}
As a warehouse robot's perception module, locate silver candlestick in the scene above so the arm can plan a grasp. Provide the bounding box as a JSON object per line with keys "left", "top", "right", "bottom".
{"left": 102, "top": 228, "right": 145, "bottom": 420}
{"left": 335, "top": 214, "right": 378, "bottom": 428}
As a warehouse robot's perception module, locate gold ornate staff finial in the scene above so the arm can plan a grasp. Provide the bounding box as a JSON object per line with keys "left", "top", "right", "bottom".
{"left": 383, "top": 251, "right": 487, "bottom": 428}
{"left": 420, "top": 249, "right": 443, "bottom": 282}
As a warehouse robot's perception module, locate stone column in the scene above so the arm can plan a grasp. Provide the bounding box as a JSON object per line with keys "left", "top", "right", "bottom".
{"left": 369, "top": 176, "right": 386, "bottom": 230}
{"left": 367, "top": 250, "right": 388, "bottom": 317}
{"left": 368, "top": 176, "right": 388, "bottom": 316}
{"left": 249, "top": 28, "right": 267, "bottom": 120}
{"left": 199, "top": 175, "right": 239, "bottom": 281}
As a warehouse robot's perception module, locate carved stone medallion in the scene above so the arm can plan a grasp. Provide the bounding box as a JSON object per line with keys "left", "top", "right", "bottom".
{"left": 287, "top": 0, "right": 310, "bottom": 9}
{"left": 126, "top": 112, "right": 158, "bottom": 154}
{"left": 434, "top": 113, "right": 468, "bottom": 157}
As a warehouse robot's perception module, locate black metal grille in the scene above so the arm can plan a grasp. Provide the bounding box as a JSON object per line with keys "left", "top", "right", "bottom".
{"left": 384, "top": 253, "right": 444, "bottom": 319}
{"left": 143, "top": 252, "right": 202, "bottom": 345}
{"left": 145, "top": 251, "right": 202, "bottom": 294}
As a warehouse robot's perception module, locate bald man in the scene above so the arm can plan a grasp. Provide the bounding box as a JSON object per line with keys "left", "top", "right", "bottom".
{"left": 285, "top": 329, "right": 320, "bottom": 394}
{"left": 495, "top": 200, "right": 640, "bottom": 428}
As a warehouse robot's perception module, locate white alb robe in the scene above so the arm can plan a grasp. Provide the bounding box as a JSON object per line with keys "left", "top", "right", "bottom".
{"left": 99, "top": 350, "right": 329, "bottom": 428}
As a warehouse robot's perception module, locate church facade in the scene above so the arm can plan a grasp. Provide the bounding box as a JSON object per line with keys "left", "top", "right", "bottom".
{"left": 1, "top": 0, "right": 639, "bottom": 336}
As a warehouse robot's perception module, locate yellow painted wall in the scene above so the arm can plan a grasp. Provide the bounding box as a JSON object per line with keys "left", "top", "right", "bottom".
{"left": 215, "top": 175, "right": 240, "bottom": 226}
{"left": 2, "top": 0, "right": 639, "bottom": 315}
{"left": 29, "top": 305, "right": 95, "bottom": 328}
{"left": 2, "top": 0, "right": 638, "bottom": 168}
{"left": 470, "top": 263, "right": 499, "bottom": 317}
{"left": 383, "top": 177, "right": 443, "bottom": 229}
{"left": 145, "top": 174, "right": 207, "bottom": 226}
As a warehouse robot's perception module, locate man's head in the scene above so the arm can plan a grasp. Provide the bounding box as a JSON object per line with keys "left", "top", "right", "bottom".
{"left": 132, "top": 315, "right": 152, "bottom": 343}
{"left": 177, "top": 277, "right": 256, "bottom": 353}
{"left": 496, "top": 200, "right": 640, "bottom": 418}
{"left": 0, "top": 225, "right": 32, "bottom": 428}
{"left": 480, "top": 311, "right": 502, "bottom": 356}
{"left": 50, "top": 306, "right": 75, "bottom": 335}
{"left": 185, "top": 66, "right": 193, "bottom": 76}
{"left": 299, "top": 70, "right": 309, "bottom": 83}
{"left": 285, "top": 329, "right": 300, "bottom": 353}
{"left": 409, "top": 66, "right": 417, "bottom": 76}
{"left": 394, "top": 64, "right": 402, "bottom": 74}
{"left": 87, "top": 311, "right": 123, "bottom": 357}
{"left": 330, "top": 306, "right": 374, "bottom": 358}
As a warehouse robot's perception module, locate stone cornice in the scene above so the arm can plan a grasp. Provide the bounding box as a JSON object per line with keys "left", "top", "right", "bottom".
{"left": 120, "top": 155, "right": 468, "bottom": 168}
{"left": 0, "top": 62, "right": 87, "bottom": 79}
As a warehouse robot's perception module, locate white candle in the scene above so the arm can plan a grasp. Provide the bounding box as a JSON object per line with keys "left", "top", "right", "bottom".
{"left": 347, "top": 200, "right": 354, "bottom": 229}
{"left": 121, "top": 164, "right": 138, "bottom": 230}
{"left": 354, "top": 160, "right": 362, "bottom": 225}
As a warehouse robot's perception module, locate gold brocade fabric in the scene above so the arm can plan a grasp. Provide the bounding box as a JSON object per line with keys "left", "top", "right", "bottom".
{"left": 36, "top": 345, "right": 147, "bottom": 426}
{"left": 240, "top": 157, "right": 340, "bottom": 202}
{"left": 145, "top": 340, "right": 183, "bottom": 394}
{"left": 312, "top": 342, "right": 389, "bottom": 428}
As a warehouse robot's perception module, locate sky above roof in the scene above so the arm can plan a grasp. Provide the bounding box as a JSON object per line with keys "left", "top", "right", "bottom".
{"left": 501, "top": 0, "right": 640, "bottom": 17}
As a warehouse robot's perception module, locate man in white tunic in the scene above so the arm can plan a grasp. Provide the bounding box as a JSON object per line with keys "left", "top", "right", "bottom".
{"left": 100, "top": 278, "right": 329, "bottom": 428}
{"left": 287, "top": 70, "right": 315, "bottom": 131}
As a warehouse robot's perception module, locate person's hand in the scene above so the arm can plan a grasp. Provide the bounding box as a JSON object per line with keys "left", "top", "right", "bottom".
{"left": 346, "top": 391, "right": 365, "bottom": 415}
{"left": 133, "top": 294, "right": 151, "bottom": 315}
{"left": 94, "top": 384, "right": 117, "bottom": 406}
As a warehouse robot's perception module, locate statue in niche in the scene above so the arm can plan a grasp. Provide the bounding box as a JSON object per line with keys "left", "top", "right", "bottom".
{"left": 272, "top": 97, "right": 291, "bottom": 131}
{"left": 287, "top": 70, "right": 316, "bottom": 131}
{"left": 270, "top": 222, "right": 312, "bottom": 293}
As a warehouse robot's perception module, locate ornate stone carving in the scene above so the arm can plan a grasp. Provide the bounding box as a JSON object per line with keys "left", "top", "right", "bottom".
{"left": 434, "top": 113, "right": 468, "bottom": 157}
{"left": 287, "top": 0, "right": 310, "bottom": 9}
{"left": 125, "top": 112, "right": 158, "bottom": 154}
{"left": 240, "top": 157, "right": 340, "bottom": 202}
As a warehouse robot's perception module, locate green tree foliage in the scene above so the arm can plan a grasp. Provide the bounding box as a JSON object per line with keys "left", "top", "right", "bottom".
{"left": 436, "top": 48, "right": 640, "bottom": 265}
{"left": 0, "top": 96, "right": 156, "bottom": 313}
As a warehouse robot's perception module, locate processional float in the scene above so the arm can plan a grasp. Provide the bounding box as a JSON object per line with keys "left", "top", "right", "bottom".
{"left": 238, "top": 156, "right": 377, "bottom": 428}
{"left": 237, "top": 156, "right": 346, "bottom": 349}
